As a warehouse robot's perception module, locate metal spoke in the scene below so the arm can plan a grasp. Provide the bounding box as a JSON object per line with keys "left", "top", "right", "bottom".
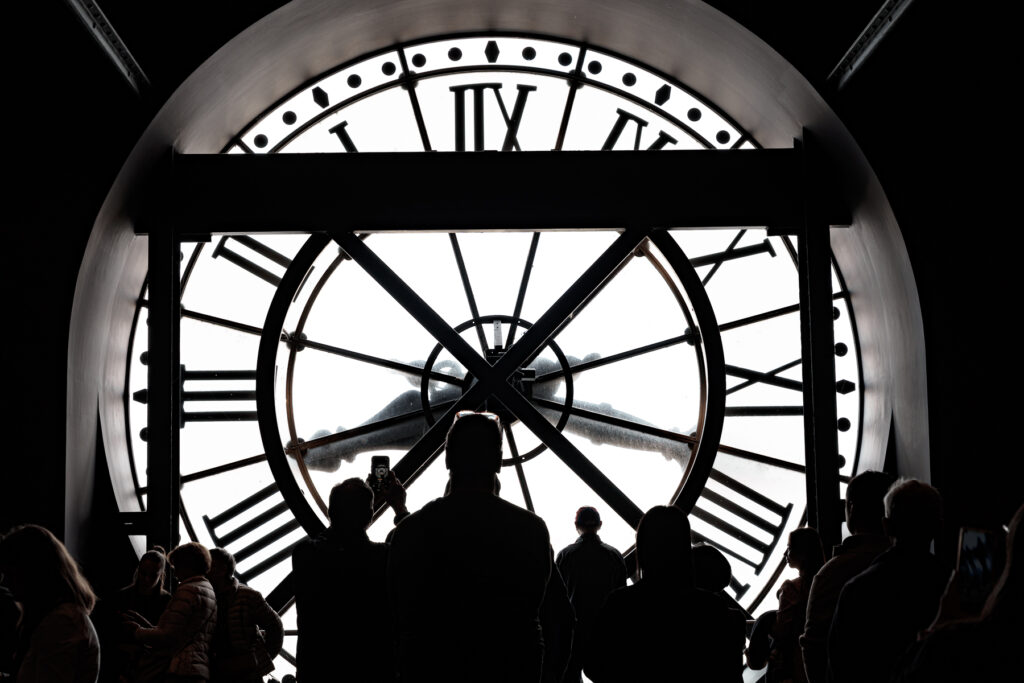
{"left": 497, "top": 389, "right": 644, "bottom": 529}
{"left": 719, "top": 292, "right": 848, "bottom": 333}
{"left": 507, "top": 232, "right": 540, "bottom": 346}
{"left": 291, "top": 336, "right": 463, "bottom": 386}
{"left": 554, "top": 48, "right": 588, "bottom": 151}
{"left": 449, "top": 234, "right": 489, "bottom": 354}
{"left": 506, "top": 229, "right": 649, "bottom": 372}
{"left": 504, "top": 426, "right": 535, "bottom": 513}
{"left": 398, "top": 49, "right": 432, "bottom": 151}
{"left": 719, "top": 303, "right": 800, "bottom": 333}
{"left": 283, "top": 401, "right": 456, "bottom": 455}
{"left": 533, "top": 397, "right": 807, "bottom": 474}
{"left": 533, "top": 332, "right": 697, "bottom": 384}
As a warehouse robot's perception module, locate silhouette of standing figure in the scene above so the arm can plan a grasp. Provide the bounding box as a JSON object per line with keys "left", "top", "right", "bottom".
{"left": 387, "top": 411, "right": 552, "bottom": 683}
{"left": 585, "top": 506, "right": 744, "bottom": 683}
{"left": 207, "top": 547, "right": 283, "bottom": 683}
{"left": 828, "top": 478, "right": 946, "bottom": 683}
{"left": 555, "top": 506, "right": 626, "bottom": 683}
{"left": 292, "top": 477, "right": 395, "bottom": 683}
{"left": 771, "top": 527, "right": 824, "bottom": 683}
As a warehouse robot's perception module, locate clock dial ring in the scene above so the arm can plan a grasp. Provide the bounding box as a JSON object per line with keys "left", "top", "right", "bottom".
{"left": 256, "top": 228, "right": 724, "bottom": 540}
{"left": 119, "top": 37, "right": 866, "bottom": 658}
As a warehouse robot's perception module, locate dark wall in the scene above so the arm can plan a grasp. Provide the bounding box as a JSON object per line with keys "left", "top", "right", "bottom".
{"left": 2, "top": 2, "right": 1018, "bottom": 582}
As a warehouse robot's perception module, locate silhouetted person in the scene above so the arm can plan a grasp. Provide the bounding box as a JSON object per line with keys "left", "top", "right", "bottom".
{"left": 828, "top": 479, "right": 945, "bottom": 683}
{"left": 585, "top": 506, "right": 744, "bottom": 683}
{"left": 555, "top": 506, "right": 626, "bottom": 683}
{"left": 771, "top": 527, "right": 824, "bottom": 683}
{"left": 292, "top": 477, "right": 394, "bottom": 683}
{"left": 207, "top": 548, "right": 283, "bottom": 683}
{"left": 0, "top": 524, "right": 99, "bottom": 683}
{"left": 800, "top": 470, "right": 894, "bottom": 683}
{"left": 128, "top": 542, "right": 217, "bottom": 683}
{"left": 95, "top": 546, "right": 171, "bottom": 682}
{"left": 693, "top": 542, "right": 749, "bottom": 617}
{"left": 893, "top": 502, "right": 1024, "bottom": 682}
{"left": 387, "top": 411, "right": 551, "bottom": 683}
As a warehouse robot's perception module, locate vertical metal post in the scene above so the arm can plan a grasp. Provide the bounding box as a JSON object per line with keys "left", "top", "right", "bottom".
{"left": 797, "top": 131, "right": 842, "bottom": 552}
{"left": 146, "top": 209, "right": 181, "bottom": 553}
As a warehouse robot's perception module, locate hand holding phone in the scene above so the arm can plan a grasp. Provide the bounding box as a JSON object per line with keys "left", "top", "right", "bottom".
{"left": 369, "top": 455, "right": 390, "bottom": 494}
{"left": 955, "top": 526, "right": 1006, "bottom": 615}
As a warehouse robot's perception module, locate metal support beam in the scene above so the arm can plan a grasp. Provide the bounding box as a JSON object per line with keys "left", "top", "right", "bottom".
{"left": 148, "top": 149, "right": 850, "bottom": 237}
{"left": 797, "top": 131, "right": 842, "bottom": 551}
{"left": 64, "top": 0, "right": 150, "bottom": 95}
{"left": 827, "top": 0, "right": 915, "bottom": 91}
{"left": 145, "top": 216, "right": 181, "bottom": 552}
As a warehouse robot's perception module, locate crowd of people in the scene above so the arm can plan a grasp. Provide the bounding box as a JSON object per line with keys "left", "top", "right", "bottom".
{"left": 1, "top": 410, "right": 1021, "bottom": 682}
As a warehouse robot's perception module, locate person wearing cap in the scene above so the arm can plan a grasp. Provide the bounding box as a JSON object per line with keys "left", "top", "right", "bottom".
{"left": 386, "top": 411, "right": 552, "bottom": 683}
{"left": 555, "top": 506, "right": 627, "bottom": 683}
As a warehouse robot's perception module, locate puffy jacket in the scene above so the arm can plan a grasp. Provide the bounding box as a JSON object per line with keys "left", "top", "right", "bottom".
{"left": 137, "top": 575, "right": 217, "bottom": 679}
{"left": 212, "top": 577, "right": 283, "bottom": 679}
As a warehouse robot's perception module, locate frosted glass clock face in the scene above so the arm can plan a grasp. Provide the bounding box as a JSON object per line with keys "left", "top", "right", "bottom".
{"left": 124, "top": 33, "right": 862, "bottom": 675}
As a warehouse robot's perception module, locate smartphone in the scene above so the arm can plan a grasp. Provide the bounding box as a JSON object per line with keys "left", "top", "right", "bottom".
{"left": 369, "top": 455, "right": 390, "bottom": 494}
{"left": 957, "top": 526, "right": 1006, "bottom": 614}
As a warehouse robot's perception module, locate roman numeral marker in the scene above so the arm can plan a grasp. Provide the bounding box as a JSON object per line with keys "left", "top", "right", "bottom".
{"left": 202, "top": 483, "right": 304, "bottom": 584}
{"left": 450, "top": 83, "right": 537, "bottom": 151}
{"left": 601, "top": 108, "right": 678, "bottom": 151}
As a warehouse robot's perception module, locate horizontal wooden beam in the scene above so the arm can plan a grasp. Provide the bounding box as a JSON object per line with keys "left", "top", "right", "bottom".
{"left": 143, "top": 148, "right": 850, "bottom": 236}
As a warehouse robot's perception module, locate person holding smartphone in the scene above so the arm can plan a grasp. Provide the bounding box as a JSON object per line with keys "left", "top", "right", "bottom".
{"left": 893, "top": 502, "right": 1023, "bottom": 682}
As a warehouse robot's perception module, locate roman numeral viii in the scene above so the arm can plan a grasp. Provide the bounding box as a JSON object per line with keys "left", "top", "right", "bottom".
{"left": 202, "top": 482, "right": 305, "bottom": 584}
{"left": 690, "top": 468, "right": 794, "bottom": 598}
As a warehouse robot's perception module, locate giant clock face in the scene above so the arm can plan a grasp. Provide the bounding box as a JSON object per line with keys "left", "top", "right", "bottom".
{"left": 124, "top": 33, "right": 863, "bottom": 676}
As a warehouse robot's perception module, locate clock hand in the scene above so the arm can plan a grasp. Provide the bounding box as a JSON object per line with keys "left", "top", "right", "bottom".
{"left": 285, "top": 393, "right": 459, "bottom": 471}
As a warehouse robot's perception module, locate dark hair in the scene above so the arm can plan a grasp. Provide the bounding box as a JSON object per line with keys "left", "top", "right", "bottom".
{"left": 445, "top": 412, "right": 503, "bottom": 475}
{"left": 636, "top": 505, "right": 693, "bottom": 585}
{"left": 209, "top": 547, "right": 236, "bottom": 575}
{"left": 845, "top": 470, "right": 896, "bottom": 534}
{"left": 0, "top": 524, "right": 96, "bottom": 613}
{"left": 884, "top": 478, "right": 943, "bottom": 544}
{"left": 168, "top": 542, "right": 212, "bottom": 576}
{"left": 575, "top": 506, "right": 602, "bottom": 529}
{"left": 328, "top": 478, "right": 374, "bottom": 530}
{"left": 134, "top": 545, "right": 167, "bottom": 585}
{"left": 692, "top": 543, "right": 732, "bottom": 592}
{"left": 788, "top": 527, "right": 826, "bottom": 577}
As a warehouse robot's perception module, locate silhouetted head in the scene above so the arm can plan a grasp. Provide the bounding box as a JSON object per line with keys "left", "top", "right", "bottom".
{"left": 167, "top": 542, "right": 212, "bottom": 580}
{"left": 845, "top": 470, "right": 896, "bottom": 535}
{"left": 982, "top": 502, "right": 1024, "bottom": 621}
{"left": 883, "top": 478, "right": 943, "bottom": 549}
{"left": 636, "top": 505, "right": 694, "bottom": 586}
{"left": 785, "top": 527, "right": 825, "bottom": 577}
{"left": 575, "top": 506, "right": 602, "bottom": 534}
{"left": 207, "top": 547, "right": 236, "bottom": 593}
{"left": 445, "top": 411, "right": 503, "bottom": 486}
{"left": 0, "top": 524, "right": 96, "bottom": 614}
{"left": 328, "top": 477, "right": 375, "bottom": 531}
{"left": 134, "top": 546, "right": 167, "bottom": 594}
{"left": 692, "top": 543, "right": 732, "bottom": 593}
